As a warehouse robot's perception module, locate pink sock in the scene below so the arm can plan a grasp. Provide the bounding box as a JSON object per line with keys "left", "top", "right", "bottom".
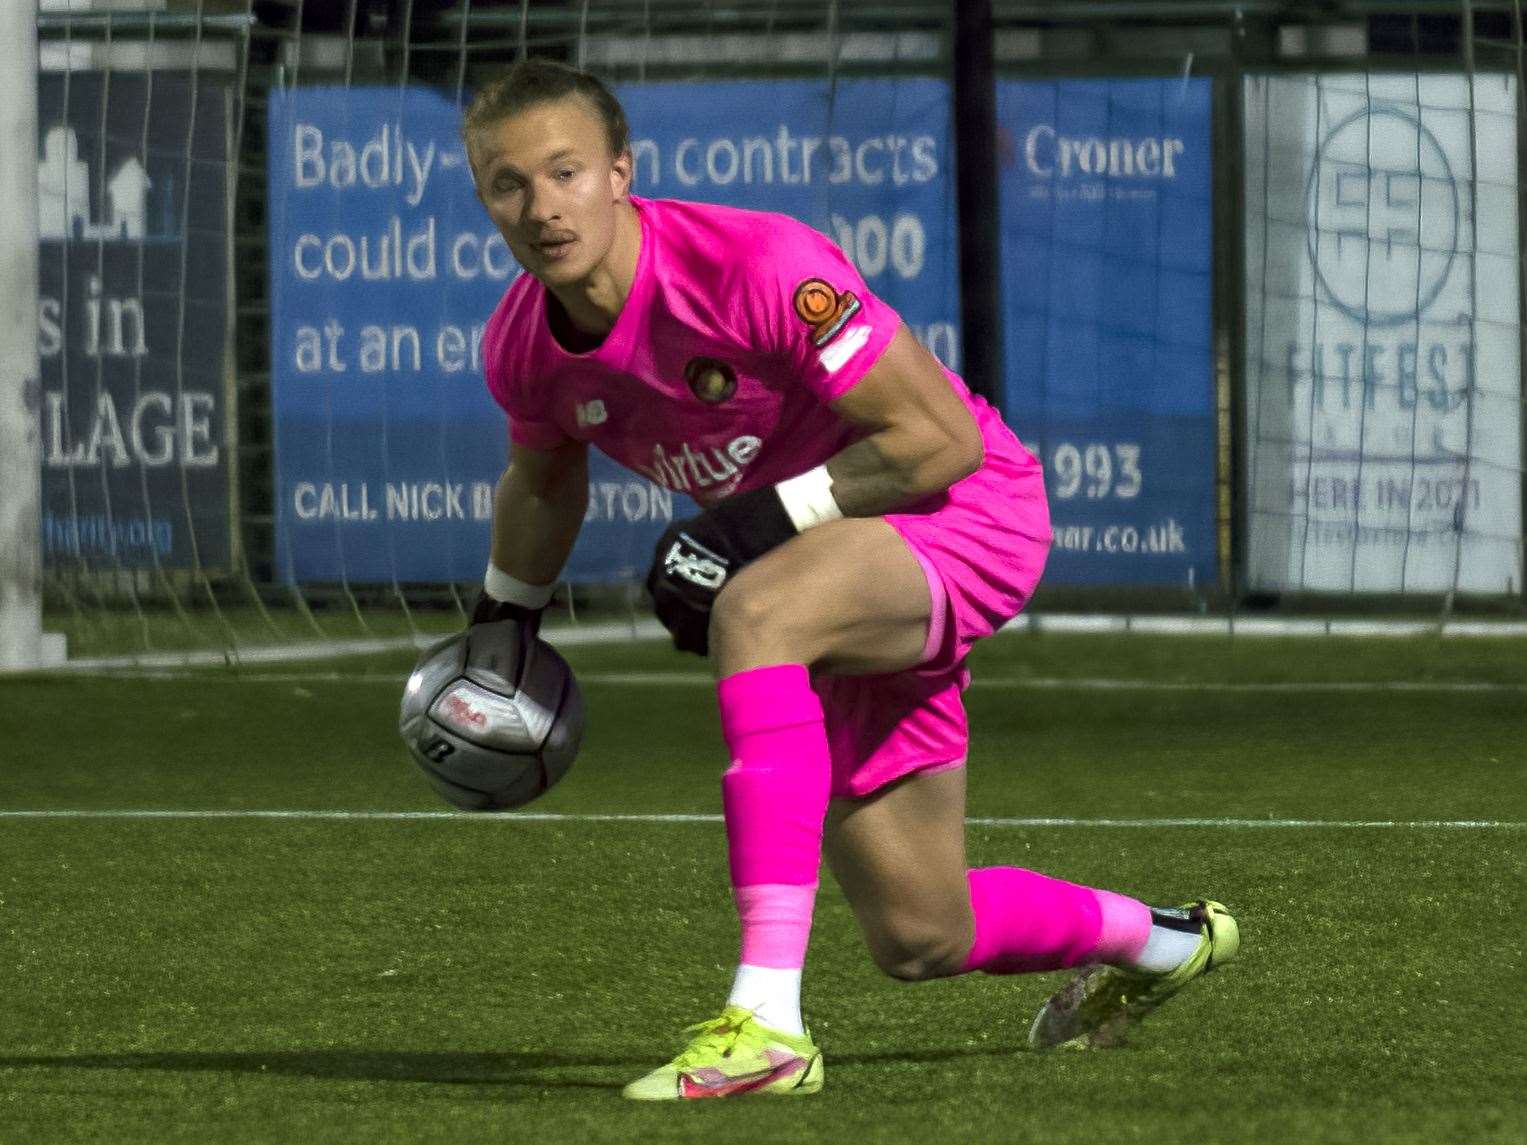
{"left": 718, "top": 664, "right": 831, "bottom": 969}
{"left": 959, "top": 867, "right": 1152, "bottom": 974}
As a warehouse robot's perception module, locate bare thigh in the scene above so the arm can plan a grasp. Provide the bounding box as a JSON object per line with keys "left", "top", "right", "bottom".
{"left": 709, "top": 517, "right": 933, "bottom": 678}
{"left": 822, "top": 766, "right": 974, "bottom": 981}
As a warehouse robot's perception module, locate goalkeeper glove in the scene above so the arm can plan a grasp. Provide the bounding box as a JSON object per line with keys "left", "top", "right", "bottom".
{"left": 472, "top": 565, "right": 554, "bottom": 639}
{"left": 646, "top": 477, "right": 825, "bottom": 656}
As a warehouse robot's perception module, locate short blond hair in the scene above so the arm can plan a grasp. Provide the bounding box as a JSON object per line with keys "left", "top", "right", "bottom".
{"left": 462, "top": 57, "right": 630, "bottom": 164}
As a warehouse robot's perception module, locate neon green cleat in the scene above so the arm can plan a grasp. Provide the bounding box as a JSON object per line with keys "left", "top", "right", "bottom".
{"left": 621, "top": 1004, "right": 824, "bottom": 1101}
{"left": 1028, "top": 899, "right": 1240, "bottom": 1051}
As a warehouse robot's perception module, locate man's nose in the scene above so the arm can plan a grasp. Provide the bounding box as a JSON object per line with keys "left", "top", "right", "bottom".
{"left": 524, "top": 180, "right": 561, "bottom": 224}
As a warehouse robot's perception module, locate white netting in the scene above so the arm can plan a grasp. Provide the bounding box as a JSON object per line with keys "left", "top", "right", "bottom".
{"left": 33, "top": 0, "right": 961, "bottom": 662}
{"left": 18, "top": 1, "right": 1527, "bottom": 668}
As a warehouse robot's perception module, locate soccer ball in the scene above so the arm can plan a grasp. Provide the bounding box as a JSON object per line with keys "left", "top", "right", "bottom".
{"left": 398, "top": 620, "right": 583, "bottom": 810}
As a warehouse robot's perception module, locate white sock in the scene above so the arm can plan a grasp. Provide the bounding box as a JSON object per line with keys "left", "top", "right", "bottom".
{"left": 726, "top": 964, "right": 804, "bottom": 1036}
{"left": 1127, "top": 924, "right": 1202, "bottom": 973}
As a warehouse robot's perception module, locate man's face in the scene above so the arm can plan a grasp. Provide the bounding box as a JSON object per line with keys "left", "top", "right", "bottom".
{"left": 471, "top": 96, "right": 631, "bottom": 289}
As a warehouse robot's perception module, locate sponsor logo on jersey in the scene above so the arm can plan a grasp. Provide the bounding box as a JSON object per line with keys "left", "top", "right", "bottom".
{"left": 635, "top": 434, "right": 762, "bottom": 499}
{"left": 575, "top": 399, "right": 608, "bottom": 428}
{"left": 793, "top": 277, "right": 862, "bottom": 348}
{"left": 684, "top": 357, "right": 738, "bottom": 404}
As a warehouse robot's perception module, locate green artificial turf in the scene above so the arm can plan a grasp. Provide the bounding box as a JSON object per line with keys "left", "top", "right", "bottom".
{"left": 1, "top": 632, "right": 1524, "bottom": 1143}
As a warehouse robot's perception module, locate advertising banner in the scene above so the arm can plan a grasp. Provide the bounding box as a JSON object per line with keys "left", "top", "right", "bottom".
{"left": 1244, "top": 74, "right": 1521, "bottom": 594}
{"left": 268, "top": 79, "right": 956, "bottom": 584}
{"left": 37, "top": 72, "right": 232, "bottom": 570}
{"left": 997, "top": 77, "right": 1216, "bottom": 587}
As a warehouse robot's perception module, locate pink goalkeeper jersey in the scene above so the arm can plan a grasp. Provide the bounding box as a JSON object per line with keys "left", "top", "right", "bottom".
{"left": 482, "top": 194, "right": 1021, "bottom": 507}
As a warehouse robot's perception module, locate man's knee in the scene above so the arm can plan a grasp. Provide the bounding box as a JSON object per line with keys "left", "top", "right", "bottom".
{"left": 864, "top": 918, "right": 973, "bottom": 982}
{"left": 710, "top": 567, "right": 817, "bottom": 658}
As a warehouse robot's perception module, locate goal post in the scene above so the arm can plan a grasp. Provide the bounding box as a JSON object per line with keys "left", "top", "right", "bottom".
{"left": 0, "top": 1, "right": 44, "bottom": 672}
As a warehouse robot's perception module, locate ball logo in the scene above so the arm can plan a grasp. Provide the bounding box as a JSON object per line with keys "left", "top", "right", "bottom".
{"left": 684, "top": 356, "right": 737, "bottom": 404}
{"left": 420, "top": 735, "right": 455, "bottom": 763}
{"left": 793, "top": 277, "right": 861, "bottom": 347}
{"left": 1304, "top": 105, "right": 1459, "bottom": 327}
{"left": 442, "top": 692, "right": 487, "bottom": 730}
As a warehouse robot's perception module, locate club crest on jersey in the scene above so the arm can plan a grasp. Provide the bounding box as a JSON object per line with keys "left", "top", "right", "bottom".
{"left": 684, "top": 357, "right": 737, "bottom": 404}
{"left": 793, "top": 277, "right": 861, "bottom": 348}
{"left": 575, "top": 399, "right": 608, "bottom": 428}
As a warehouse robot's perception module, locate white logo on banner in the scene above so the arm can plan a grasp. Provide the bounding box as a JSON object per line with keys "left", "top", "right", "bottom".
{"left": 38, "top": 126, "right": 154, "bottom": 242}
{"left": 1304, "top": 107, "right": 1460, "bottom": 326}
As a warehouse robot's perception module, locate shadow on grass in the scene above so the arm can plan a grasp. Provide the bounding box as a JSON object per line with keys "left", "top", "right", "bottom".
{"left": 0, "top": 1043, "right": 1031, "bottom": 1092}
{"left": 0, "top": 1050, "right": 627, "bottom": 1091}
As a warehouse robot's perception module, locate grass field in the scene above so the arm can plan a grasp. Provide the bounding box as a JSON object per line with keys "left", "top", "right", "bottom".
{"left": 2, "top": 632, "right": 1524, "bottom": 1143}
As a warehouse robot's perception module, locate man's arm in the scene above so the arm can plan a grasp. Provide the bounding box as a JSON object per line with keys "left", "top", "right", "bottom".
{"left": 643, "top": 325, "right": 983, "bottom": 655}
{"left": 489, "top": 438, "right": 590, "bottom": 588}
{"left": 822, "top": 325, "right": 984, "bottom": 516}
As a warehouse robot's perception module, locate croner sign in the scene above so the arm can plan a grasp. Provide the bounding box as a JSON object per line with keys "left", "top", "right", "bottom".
{"left": 1244, "top": 74, "right": 1521, "bottom": 594}
{"left": 998, "top": 78, "right": 1216, "bottom": 589}
{"left": 1021, "top": 123, "right": 1187, "bottom": 181}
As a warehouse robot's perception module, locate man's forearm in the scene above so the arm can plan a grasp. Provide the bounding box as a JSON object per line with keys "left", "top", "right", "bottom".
{"left": 490, "top": 459, "right": 588, "bottom": 586}
{"left": 823, "top": 425, "right": 982, "bottom": 518}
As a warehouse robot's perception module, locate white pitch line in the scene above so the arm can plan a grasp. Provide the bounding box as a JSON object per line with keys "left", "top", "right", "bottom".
{"left": 57, "top": 669, "right": 1527, "bottom": 694}
{"left": 571, "top": 674, "right": 1527, "bottom": 695}
{"left": 32, "top": 614, "right": 1527, "bottom": 678}
{"left": 0, "top": 810, "right": 1519, "bottom": 829}
{"left": 973, "top": 678, "right": 1527, "bottom": 695}
{"left": 47, "top": 621, "right": 671, "bottom": 673}
{"left": 38, "top": 615, "right": 1527, "bottom": 675}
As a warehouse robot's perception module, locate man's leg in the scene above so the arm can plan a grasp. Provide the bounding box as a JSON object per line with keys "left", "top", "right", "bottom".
{"left": 626, "top": 515, "right": 1230, "bottom": 1099}
{"left": 711, "top": 516, "right": 933, "bottom": 679}
{"left": 823, "top": 758, "right": 1239, "bottom": 1055}
{"left": 705, "top": 519, "right": 933, "bottom": 1037}
{"left": 823, "top": 768, "right": 1174, "bottom": 983}
{"left": 704, "top": 519, "right": 1173, "bottom": 1011}
{"left": 623, "top": 517, "right": 937, "bottom": 1100}
{"left": 822, "top": 767, "right": 975, "bottom": 982}
{"left": 703, "top": 518, "right": 1184, "bottom": 1014}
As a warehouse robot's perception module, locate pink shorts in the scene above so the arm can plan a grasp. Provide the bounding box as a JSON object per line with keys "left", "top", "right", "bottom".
{"left": 814, "top": 417, "right": 1051, "bottom": 799}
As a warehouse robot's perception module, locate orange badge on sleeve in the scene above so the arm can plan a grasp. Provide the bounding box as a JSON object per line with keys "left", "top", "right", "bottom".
{"left": 793, "top": 278, "right": 862, "bottom": 348}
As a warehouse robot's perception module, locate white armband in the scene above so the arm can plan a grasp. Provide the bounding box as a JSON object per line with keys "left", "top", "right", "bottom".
{"left": 483, "top": 563, "right": 555, "bottom": 609}
{"left": 775, "top": 465, "right": 844, "bottom": 533}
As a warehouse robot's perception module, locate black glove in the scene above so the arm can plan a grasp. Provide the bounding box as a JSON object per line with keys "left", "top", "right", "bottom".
{"left": 645, "top": 485, "right": 798, "bottom": 656}
{"left": 469, "top": 590, "right": 544, "bottom": 641}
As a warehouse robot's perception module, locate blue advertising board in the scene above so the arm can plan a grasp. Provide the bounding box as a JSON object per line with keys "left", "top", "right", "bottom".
{"left": 997, "top": 78, "right": 1216, "bottom": 586}
{"left": 39, "top": 73, "right": 232, "bottom": 570}
{"left": 268, "top": 79, "right": 955, "bottom": 584}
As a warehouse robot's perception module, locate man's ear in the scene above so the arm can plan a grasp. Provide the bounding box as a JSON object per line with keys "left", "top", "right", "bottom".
{"left": 464, "top": 131, "right": 489, "bottom": 203}
{"left": 611, "top": 146, "right": 634, "bottom": 200}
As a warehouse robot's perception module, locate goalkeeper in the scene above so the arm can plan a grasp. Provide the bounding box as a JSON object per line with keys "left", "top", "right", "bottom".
{"left": 465, "top": 58, "right": 1239, "bottom": 1101}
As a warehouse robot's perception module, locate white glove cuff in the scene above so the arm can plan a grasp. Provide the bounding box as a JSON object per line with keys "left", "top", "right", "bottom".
{"left": 483, "top": 563, "right": 555, "bottom": 609}
{"left": 776, "top": 465, "right": 844, "bottom": 533}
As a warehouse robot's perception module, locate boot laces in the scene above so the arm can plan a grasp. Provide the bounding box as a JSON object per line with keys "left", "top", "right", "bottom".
{"left": 672, "top": 1011, "right": 758, "bottom": 1068}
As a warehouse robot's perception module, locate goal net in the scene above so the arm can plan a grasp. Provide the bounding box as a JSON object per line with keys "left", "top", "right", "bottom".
{"left": 32, "top": 0, "right": 955, "bottom": 664}
{"left": 18, "top": 2, "right": 1527, "bottom": 669}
